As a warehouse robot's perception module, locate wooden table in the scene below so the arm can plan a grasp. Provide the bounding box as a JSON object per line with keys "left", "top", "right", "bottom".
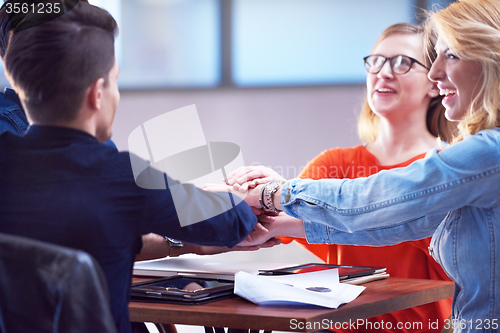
{"left": 129, "top": 277, "right": 454, "bottom": 332}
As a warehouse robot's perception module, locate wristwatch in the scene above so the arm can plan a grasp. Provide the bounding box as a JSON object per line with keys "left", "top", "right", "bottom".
{"left": 164, "top": 237, "right": 184, "bottom": 257}
{"left": 261, "top": 180, "right": 285, "bottom": 213}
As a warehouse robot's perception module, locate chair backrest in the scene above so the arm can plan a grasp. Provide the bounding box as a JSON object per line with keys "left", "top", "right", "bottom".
{"left": 0, "top": 233, "right": 117, "bottom": 333}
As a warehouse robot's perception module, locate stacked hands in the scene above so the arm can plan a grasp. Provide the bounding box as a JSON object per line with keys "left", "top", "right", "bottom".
{"left": 202, "top": 166, "right": 305, "bottom": 248}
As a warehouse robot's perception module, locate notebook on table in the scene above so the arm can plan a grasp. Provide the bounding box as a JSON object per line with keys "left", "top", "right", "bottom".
{"left": 133, "top": 256, "right": 292, "bottom": 281}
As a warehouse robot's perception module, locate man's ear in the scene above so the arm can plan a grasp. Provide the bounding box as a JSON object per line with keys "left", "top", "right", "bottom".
{"left": 428, "top": 82, "right": 440, "bottom": 98}
{"left": 86, "top": 78, "right": 106, "bottom": 110}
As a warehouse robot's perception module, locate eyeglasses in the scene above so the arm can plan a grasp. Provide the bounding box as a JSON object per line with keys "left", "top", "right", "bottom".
{"left": 363, "top": 55, "right": 429, "bottom": 75}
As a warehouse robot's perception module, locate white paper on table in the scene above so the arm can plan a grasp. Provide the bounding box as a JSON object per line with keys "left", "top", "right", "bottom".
{"left": 234, "top": 269, "right": 365, "bottom": 308}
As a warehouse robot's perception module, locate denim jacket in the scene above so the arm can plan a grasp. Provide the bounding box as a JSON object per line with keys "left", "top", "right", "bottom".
{"left": 281, "top": 128, "right": 500, "bottom": 332}
{"left": 0, "top": 88, "right": 28, "bottom": 136}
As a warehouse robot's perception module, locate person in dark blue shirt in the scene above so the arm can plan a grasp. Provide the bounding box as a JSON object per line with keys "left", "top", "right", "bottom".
{"left": 0, "top": 3, "right": 262, "bottom": 333}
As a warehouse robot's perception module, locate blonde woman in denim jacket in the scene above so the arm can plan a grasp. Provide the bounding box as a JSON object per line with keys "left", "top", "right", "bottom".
{"left": 236, "top": 1, "right": 500, "bottom": 331}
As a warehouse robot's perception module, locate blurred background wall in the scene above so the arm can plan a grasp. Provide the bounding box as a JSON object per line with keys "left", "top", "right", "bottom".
{"left": 113, "top": 85, "right": 365, "bottom": 179}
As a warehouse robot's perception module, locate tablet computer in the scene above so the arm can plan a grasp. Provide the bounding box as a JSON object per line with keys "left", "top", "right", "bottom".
{"left": 258, "top": 263, "right": 386, "bottom": 282}
{"left": 130, "top": 276, "right": 234, "bottom": 305}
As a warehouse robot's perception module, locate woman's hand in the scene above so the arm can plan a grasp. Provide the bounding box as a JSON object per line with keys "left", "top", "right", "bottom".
{"left": 226, "top": 166, "right": 285, "bottom": 192}
{"left": 191, "top": 237, "right": 282, "bottom": 255}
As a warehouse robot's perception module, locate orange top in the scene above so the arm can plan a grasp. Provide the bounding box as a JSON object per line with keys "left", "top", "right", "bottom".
{"left": 281, "top": 145, "right": 452, "bottom": 333}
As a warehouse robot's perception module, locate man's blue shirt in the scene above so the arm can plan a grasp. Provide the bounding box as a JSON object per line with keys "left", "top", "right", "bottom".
{"left": 0, "top": 125, "right": 257, "bottom": 333}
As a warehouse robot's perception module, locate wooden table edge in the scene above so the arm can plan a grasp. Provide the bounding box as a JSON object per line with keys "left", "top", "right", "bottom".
{"left": 129, "top": 277, "right": 454, "bottom": 332}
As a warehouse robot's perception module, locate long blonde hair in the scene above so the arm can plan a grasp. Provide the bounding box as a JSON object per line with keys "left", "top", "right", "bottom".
{"left": 358, "top": 23, "right": 455, "bottom": 144}
{"left": 427, "top": 0, "right": 500, "bottom": 142}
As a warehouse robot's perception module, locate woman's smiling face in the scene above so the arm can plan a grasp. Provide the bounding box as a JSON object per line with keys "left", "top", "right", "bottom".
{"left": 366, "top": 33, "right": 436, "bottom": 120}
{"left": 427, "top": 36, "right": 483, "bottom": 121}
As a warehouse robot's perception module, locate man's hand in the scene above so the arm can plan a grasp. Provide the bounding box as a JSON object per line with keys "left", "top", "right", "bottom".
{"left": 238, "top": 214, "right": 306, "bottom": 247}
{"left": 135, "top": 233, "right": 282, "bottom": 261}
{"left": 202, "top": 182, "right": 263, "bottom": 211}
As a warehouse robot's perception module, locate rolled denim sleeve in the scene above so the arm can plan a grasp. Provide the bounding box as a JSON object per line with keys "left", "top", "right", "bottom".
{"left": 304, "top": 214, "right": 446, "bottom": 246}
{"left": 281, "top": 129, "right": 500, "bottom": 237}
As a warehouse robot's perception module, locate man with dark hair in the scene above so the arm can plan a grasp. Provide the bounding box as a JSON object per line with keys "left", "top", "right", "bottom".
{"left": 0, "top": 3, "right": 260, "bottom": 333}
{"left": 0, "top": 0, "right": 74, "bottom": 136}
{"left": 0, "top": 0, "right": 119, "bottom": 144}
